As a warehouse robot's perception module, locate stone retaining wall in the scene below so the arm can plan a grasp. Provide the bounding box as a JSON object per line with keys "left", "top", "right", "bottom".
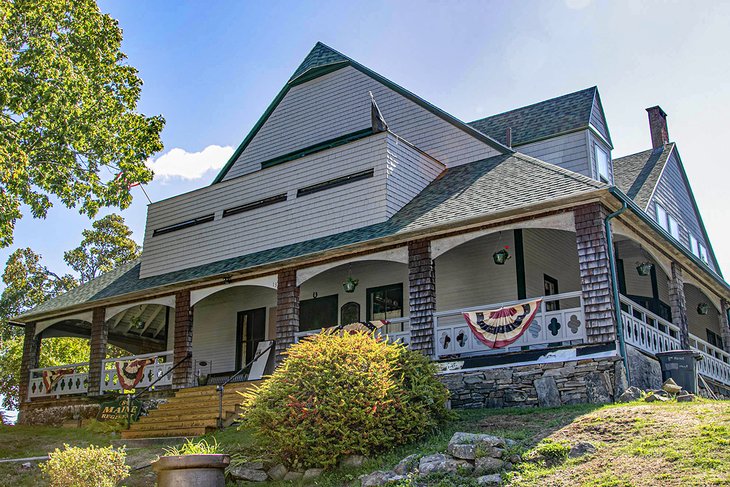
{"left": 439, "top": 356, "right": 623, "bottom": 409}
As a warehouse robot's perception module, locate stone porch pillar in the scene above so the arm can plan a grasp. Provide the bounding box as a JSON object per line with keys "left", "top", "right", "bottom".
{"left": 408, "top": 239, "right": 436, "bottom": 356}
{"left": 275, "top": 269, "right": 299, "bottom": 365}
{"left": 574, "top": 203, "right": 617, "bottom": 344}
{"left": 721, "top": 299, "right": 730, "bottom": 354}
{"left": 668, "top": 261, "right": 690, "bottom": 349}
{"left": 172, "top": 289, "right": 194, "bottom": 388}
{"left": 88, "top": 307, "right": 108, "bottom": 396}
{"left": 18, "top": 322, "right": 41, "bottom": 407}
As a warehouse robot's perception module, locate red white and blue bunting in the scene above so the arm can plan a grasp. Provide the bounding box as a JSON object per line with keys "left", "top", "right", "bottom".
{"left": 115, "top": 357, "right": 156, "bottom": 390}
{"left": 462, "top": 299, "right": 542, "bottom": 349}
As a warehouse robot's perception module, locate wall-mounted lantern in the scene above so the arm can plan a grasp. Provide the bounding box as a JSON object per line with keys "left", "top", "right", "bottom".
{"left": 492, "top": 247, "right": 511, "bottom": 265}
{"left": 636, "top": 262, "right": 654, "bottom": 276}
{"left": 697, "top": 302, "right": 710, "bottom": 315}
{"left": 343, "top": 276, "right": 359, "bottom": 293}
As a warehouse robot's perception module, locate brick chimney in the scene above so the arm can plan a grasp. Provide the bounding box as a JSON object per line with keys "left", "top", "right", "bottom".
{"left": 646, "top": 106, "right": 669, "bottom": 149}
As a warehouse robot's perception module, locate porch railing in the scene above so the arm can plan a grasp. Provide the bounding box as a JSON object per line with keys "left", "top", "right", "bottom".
{"left": 433, "top": 291, "right": 586, "bottom": 359}
{"left": 101, "top": 351, "right": 174, "bottom": 393}
{"left": 620, "top": 294, "right": 730, "bottom": 386}
{"left": 293, "top": 317, "right": 411, "bottom": 346}
{"left": 28, "top": 362, "right": 89, "bottom": 399}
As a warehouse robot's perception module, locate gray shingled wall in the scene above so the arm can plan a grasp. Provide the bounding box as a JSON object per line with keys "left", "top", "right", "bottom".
{"left": 669, "top": 262, "right": 690, "bottom": 349}
{"left": 721, "top": 299, "right": 730, "bottom": 354}
{"left": 275, "top": 269, "right": 300, "bottom": 364}
{"left": 88, "top": 307, "right": 107, "bottom": 396}
{"left": 18, "top": 322, "right": 40, "bottom": 411}
{"left": 574, "top": 203, "right": 616, "bottom": 343}
{"left": 173, "top": 289, "right": 194, "bottom": 387}
{"left": 408, "top": 239, "right": 435, "bottom": 355}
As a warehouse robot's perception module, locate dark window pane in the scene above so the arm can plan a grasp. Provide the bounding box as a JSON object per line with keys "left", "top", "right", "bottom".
{"left": 300, "top": 294, "right": 338, "bottom": 331}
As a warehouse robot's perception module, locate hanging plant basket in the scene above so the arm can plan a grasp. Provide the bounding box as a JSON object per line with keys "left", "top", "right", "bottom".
{"left": 492, "top": 248, "right": 511, "bottom": 265}
{"left": 636, "top": 262, "right": 653, "bottom": 276}
{"left": 697, "top": 302, "right": 710, "bottom": 315}
{"left": 343, "top": 276, "right": 359, "bottom": 293}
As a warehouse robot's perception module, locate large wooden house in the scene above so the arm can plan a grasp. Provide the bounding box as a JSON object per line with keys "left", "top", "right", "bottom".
{"left": 14, "top": 43, "right": 730, "bottom": 436}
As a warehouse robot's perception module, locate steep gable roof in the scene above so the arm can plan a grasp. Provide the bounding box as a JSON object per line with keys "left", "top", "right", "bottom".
{"left": 212, "top": 42, "right": 511, "bottom": 184}
{"left": 17, "top": 152, "right": 604, "bottom": 321}
{"left": 613, "top": 143, "right": 674, "bottom": 209}
{"left": 468, "top": 87, "right": 613, "bottom": 148}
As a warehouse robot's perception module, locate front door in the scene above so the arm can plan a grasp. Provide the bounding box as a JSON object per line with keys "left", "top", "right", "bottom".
{"left": 236, "top": 308, "right": 266, "bottom": 370}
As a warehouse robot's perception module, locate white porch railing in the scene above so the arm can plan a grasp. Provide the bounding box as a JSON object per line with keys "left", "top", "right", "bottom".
{"left": 101, "top": 350, "right": 174, "bottom": 393}
{"left": 620, "top": 294, "right": 730, "bottom": 387}
{"left": 294, "top": 317, "right": 411, "bottom": 346}
{"left": 28, "top": 362, "right": 89, "bottom": 399}
{"left": 433, "top": 291, "right": 586, "bottom": 359}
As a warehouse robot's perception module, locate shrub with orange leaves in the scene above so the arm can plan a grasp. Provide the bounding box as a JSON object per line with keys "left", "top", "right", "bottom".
{"left": 239, "top": 332, "right": 450, "bottom": 469}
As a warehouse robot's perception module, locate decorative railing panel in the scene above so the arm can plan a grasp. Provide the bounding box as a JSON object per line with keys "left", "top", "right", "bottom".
{"left": 101, "top": 351, "right": 174, "bottom": 393}
{"left": 690, "top": 336, "right": 730, "bottom": 386}
{"left": 28, "top": 362, "right": 89, "bottom": 399}
{"left": 433, "top": 292, "right": 586, "bottom": 358}
{"left": 294, "top": 317, "right": 411, "bottom": 346}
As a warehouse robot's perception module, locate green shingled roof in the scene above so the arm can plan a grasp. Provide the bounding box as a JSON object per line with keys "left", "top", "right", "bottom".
{"left": 290, "top": 42, "right": 349, "bottom": 81}
{"left": 17, "top": 152, "right": 605, "bottom": 322}
{"left": 469, "top": 87, "right": 608, "bottom": 147}
{"left": 613, "top": 143, "right": 675, "bottom": 209}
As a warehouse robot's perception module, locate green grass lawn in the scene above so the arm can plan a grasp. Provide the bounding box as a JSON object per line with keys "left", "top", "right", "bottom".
{"left": 0, "top": 401, "right": 727, "bottom": 486}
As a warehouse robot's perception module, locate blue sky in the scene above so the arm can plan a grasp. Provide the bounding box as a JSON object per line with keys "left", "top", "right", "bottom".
{"left": 3, "top": 0, "right": 730, "bottom": 277}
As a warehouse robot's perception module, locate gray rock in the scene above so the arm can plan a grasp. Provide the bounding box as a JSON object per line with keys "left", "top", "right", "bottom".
{"left": 237, "top": 461, "right": 265, "bottom": 470}
{"left": 393, "top": 454, "right": 420, "bottom": 475}
{"left": 360, "top": 470, "right": 405, "bottom": 487}
{"left": 613, "top": 360, "right": 629, "bottom": 401}
{"left": 508, "top": 454, "right": 521, "bottom": 464}
{"left": 626, "top": 346, "right": 663, "bottom": 391}
{"left": 662, "top": 378, "right": 683, "bottom": 395}
{"left": 474, "top": 456, "right": 505, "bottom": 475}
{"left": 476, "top": 474, "right": 502, "bottom": 486}
{"left": 228, "top": 466, "right": 268, "bottom": 482}
{"left": 267, "top": 463, "right": 288, "bottom": 481}
{"left": 618, "top": 386, "right": 644, "bottom": 402}
{"left": 585, "top": 371, "right": 612, "bottom": 404}
{"left": 568, "top": 441, "right": 596, "bottom": 458}
{"left": 303, "top": 468, "right": 323, "bottom": 481}
{"left": 534, "top": 376, "right": 561, "bottom": 407}
{"left": 677, "top": 393, "right": 695, "bottom": 402}
{"left": 418, "top": 453, "right": 473, "bottom": 476}
{"left": 447, "top": 443, "right": 476, "bottom": 460}
{"left": 341, "top": 454, "right": 367, "bottom": 468}
{"left": 283, "top": 471, "right": 304, "bottom": 481}
{"left": 21, "top": 462, "right": 31, "bottom": 469}
{"left": 449, "top": 432, "right": 507, "bottom": 449}
{"left": 504, "top": 389, "right": 528, "bottom": 403}
{"left": 645, "top": 391, "right": 669, "bottom": 402}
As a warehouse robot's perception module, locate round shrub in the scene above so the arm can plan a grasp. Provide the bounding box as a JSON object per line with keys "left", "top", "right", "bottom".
{"left": 240, "top": 332, "right": 451, "bottom": 469}
{"left": 40, "top": 444, "right": 129, "bottom": 487}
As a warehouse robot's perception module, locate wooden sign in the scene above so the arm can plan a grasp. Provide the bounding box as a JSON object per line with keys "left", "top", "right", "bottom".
{"left": 97, "top": 396, "right": 142, "bottom": 422}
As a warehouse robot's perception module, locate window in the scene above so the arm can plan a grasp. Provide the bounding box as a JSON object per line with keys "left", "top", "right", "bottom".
{"left": 690, "top": 234, "right": 699, "bottom": 257}
{"left": 300, "top": 294, "right": 338, "bottom": 331}
{"left": 699, "top": 244, "right": 709, "bottom": 264}
{"left": 667, "top": 215, "right": 680, "bottom": 240}
{"left": 655, "top": 203, "right": 668, "bottom": 231}
{"left": 367, "top": 283, "right": 404, "bottom": 321}
{"left": 544, "top": 275, "right": 560, "bottom": 311}
{"left": 595, "top": 145, "right": 610, "bottom": 183}
{"left": 707, "top": 330, "right": 724, "bottom": 350}
{"left": 340, "top": 302, "right": 360, "bottom": 324}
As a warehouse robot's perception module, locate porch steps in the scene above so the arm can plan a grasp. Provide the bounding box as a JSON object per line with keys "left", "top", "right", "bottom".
{"left": 121, "top": 382, "right": 257, "bottom": 439}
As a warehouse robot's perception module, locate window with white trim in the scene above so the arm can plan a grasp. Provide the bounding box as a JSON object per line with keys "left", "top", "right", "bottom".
{"left": 699, "top": 243, "right": 709, "bottom": 264}
{"left": 690, "top": 234, "right": 699, "bottom": 256}
{"left": 595, "top": 145, "right": 610, "bottom": 183}
{"left": 667, "top": 215, "right": 680, "bottom": 240}
{"left": 656, "top": 203, "right": 668, "bottom": 231}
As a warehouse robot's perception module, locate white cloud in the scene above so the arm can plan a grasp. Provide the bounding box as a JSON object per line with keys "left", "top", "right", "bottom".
{"left": 147, "top": 145, "right": 234, "bottom": 180}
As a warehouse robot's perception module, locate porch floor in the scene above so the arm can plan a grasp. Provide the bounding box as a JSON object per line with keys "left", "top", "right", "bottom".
{"left": 121, "top": 382, "right": 257, "bottom": 439}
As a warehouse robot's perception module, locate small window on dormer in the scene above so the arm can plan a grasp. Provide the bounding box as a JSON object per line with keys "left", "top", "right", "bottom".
{"left": 699, "top": 243, "right": 709, "bottom": 264}
{"left": 690, "top": 234, "right": 699, "bottom": 256}
{"left": 595, "top": 145, "right": 610, "bottom": 183}
{"left": 667, "top": 215, "right": 680, "bottom": 240}
{"left": 656, "top": 203, "right": 668, "bottom": 231}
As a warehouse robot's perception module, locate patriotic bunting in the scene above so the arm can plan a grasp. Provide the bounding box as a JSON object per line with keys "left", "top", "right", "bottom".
{"left": 42, "top": 368, "right": 75, "bottom": 393}
{"left": 115, "top": 357, "right": 157, "bottom": 390}
{"left": 463, "top": 299, "right": 542, "bottom": 349}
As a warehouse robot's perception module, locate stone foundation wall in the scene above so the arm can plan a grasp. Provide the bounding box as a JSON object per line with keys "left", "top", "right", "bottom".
{"left": 626, "top": 345, "right": 662, "bottom": 391}
{"left": 439, "top": 356, "right": 622, "bottom": 409}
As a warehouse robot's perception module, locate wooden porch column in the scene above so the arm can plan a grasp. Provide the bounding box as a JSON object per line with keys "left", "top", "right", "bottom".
{"left": 408, "top": 239, "right": 436, "bottom": 356}
{"left": 275, "top": 269, "right": 299, "bottom": 365}
{"left": 668, "top": 261, "right": 690, "bottom": 349}
{"left": 18, "top": 322, "right": 41, "bottom": 408}
{"left": 88, "top": 307, "right": 108, "bottom": 396}
{"left": 574, "top": 203, "right": 617, "bottom": 343}
{"left": 173, "top": 289, "right": 194, "bottom": 388}
{"left": 719, "top": 298, "right": 730, "bottom": 354}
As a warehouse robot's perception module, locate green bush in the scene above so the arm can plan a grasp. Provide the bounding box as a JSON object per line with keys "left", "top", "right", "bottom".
{"left": 240, "top": 332, "right": 451, "bottom": 469}
{"left": 164, "top": 438, "right": 220, "bottom": 456}
{"left": 40, "top": 444, "right": 129, "bottom": 487}
{"left": 533, "top": 438, "right": 570, "bottom": 462}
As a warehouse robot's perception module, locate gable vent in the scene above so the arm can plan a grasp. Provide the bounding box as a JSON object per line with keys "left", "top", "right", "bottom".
{"left": 153, "top": 214, "right": 215, "bottom": 237}
{"left": 297, "top": 169, "right": 375, "bottom": 198}
{"left": 222, "top": 193, "right": 288, "bottom": 218}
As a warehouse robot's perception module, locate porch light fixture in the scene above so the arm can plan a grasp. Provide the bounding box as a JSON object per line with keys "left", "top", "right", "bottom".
{"left": 492, "top": 247, "right": 511, "bottom": 265}
{"left": 697, "top": 302, "right": 710, "bottom": 315}
{"left": 343, "top": 276, "right": 359, "bottom": 293}
{"left": 636, "top": 262, "right": 653, "bottom": 276}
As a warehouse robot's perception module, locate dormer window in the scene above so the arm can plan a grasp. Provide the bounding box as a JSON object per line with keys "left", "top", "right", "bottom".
{"left": 595, "top": 145, "right": 610, "bottom": 183}
{"left": 655, "top": 203, "right": 680, "bottom": 240}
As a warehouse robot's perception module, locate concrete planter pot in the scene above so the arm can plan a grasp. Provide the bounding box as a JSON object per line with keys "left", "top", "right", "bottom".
{"left": 152, "top": 454, "right": 230, "bottom": 487}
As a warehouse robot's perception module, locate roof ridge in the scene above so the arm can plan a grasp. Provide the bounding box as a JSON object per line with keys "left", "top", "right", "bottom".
{"left": 613, "top": 142, "right": 675, "bottom": 162}
{"left": 469, "top": 86, "right": 597, "bottom": 124}
{"left": 510, "top": 151, "right": 607, "bottom": 189}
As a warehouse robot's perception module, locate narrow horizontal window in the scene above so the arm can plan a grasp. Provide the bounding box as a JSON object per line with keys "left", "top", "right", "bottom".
{"left": 152, "top": 214, "right": 215, "bottom": 237}
{"left": 222, "top": 193, "right": 287, "bottom": 218}
{"left": 297, "top": 169, "right": 375, "bottom": 198}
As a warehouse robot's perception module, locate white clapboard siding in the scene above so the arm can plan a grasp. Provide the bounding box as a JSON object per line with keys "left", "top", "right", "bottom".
{"left": 191, "top": 286, "right": 276, "bottom": 375}
{"left": 434, "top": 232, "right": 518, "bottom": 311}
{"left": 222, "top": 66, "right": 500, "bottom": 180}
{"left": 684, "top": 284, "right": 722, "bottom": 338}
{"left": 522, "top": 228, "right": 581, "bottom": 298}
{"left": 140, "top": 134, "right": 391, "bottom": 278}
{"left": 385, "top": 136, "right": 445, "bottom": 218}
{"left": 589, "top": 93, "right": 611, "bottom": 144}
{"left": 516, "top": 131, "right": 592, "bottom": 178}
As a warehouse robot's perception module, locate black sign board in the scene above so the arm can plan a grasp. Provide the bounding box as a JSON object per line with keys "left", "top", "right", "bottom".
{"left": 97, "top": 396, "right": 142, "bottom": 422}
